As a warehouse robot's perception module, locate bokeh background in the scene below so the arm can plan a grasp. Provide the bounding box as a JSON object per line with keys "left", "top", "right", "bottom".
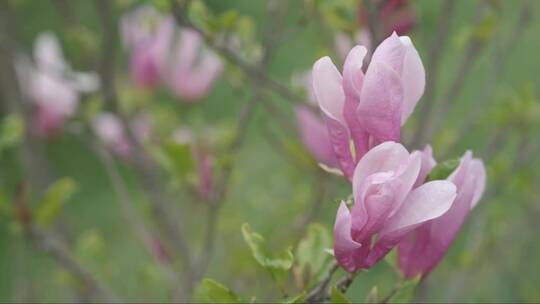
{"left": 1, "top": 0, "right": 539, "bottom": 302}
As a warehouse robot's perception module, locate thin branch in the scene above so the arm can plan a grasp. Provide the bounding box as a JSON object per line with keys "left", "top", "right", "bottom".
{"left": 91, "top": 139, "right": 180, "bottom": 286}
{"left": 170, "top": 0, "right": 311, "bottom": 108}
{"left": 93, "top": 0, "right": 193, "bottom": 270}
{"left": 27, "top": 226, "right": 120, "bottom": 302}
{"left": 363, "top": 0, "right": 384, "bottom": 47}
{"left": 189, "top": 0, "right": 290, "bottom": 289}
{"left": 305, "top": 262, "right": 340, "bottom": 303}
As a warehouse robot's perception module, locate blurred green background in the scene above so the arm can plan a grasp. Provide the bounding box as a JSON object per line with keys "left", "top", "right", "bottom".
{"left": 1, "top": 0, "right": 540, "bottom": 302}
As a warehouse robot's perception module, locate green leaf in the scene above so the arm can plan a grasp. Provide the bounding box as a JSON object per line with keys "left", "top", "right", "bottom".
{"left": 193, "top": 278, "right": 240, "bottom": 303}
{"left": 161, "top": 141, "right": 195, "bottom": 180}
{"left": 426, "top": 159, "right": 460, "bottom": 182}
{"left": 35, "top": 178, "right": 77, "bottom": 226}
{"left": 384, "top": 248, "right": 398, "bottom": 274}
{"left": 391, "top": 276, "right": 421, "bottom": 303}
{"left": 295, "top": 223, "right": 332, "bottom": 284}
{"left": 330, "top": 287, "right": 351, "bottom": 304}
{"left": 281, "top": 292, "right": 305, "bottom": 304}
{"left": 241, "top": 223, "right": 294, "bottom": 286}
{"left": 365, "top": 286, "right": 379, "bottom": 304}
{"left": 0, "top": 114, "right": 24, "bottom": 154}
{"left": 188, "top": 0, "right": 212, "bottom": 33}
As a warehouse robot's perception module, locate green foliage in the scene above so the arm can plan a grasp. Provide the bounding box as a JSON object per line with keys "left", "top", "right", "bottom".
{"left": 35, "top": 178, "right": 77, "bottom": 226}
{"left": 295, "top": 223, "right": 332, "bottom": 286}
{"left": 0, "top": 114, "right": 24, "bottom": 154}
{"left": 391, "top": 276, "right": 421, "bottom": 303}
{"left": 330, "top": 287, "right": 352, "bottom": 304}
{"left": 281, "top": 292, "right": 305, "bottom": 304}
{"left": 188, "top": 0, "right": 212, "bottom": 33}
{"left": 311, "top": 0, "right": 358, "bottom": 32}
{"left": 365, "top": 286, "right": 379, "bottom": 303}
{"left": 384, "top": 248, "right": 399, "bottom": 274}
{"left": 155, "top": 140, "right": 195, "bottom": 185}
{"left": 241, "top": 223, "right": 294, "bottom": 287}
{"left": 426, "top": 159, "right": 460, "bottom": 182}
{"left": 193, "top": 278, "right": 240, "bottom": 303}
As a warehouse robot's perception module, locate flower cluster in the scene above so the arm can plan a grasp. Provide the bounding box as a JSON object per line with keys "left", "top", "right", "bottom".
{"left": 121, "top": 5, "right": 223, "bottom": 102}
{"left": 310, "top": 33, "right": 486, "bottom": 276}
{"left": 16, "top": 32, "right": 99, "bottom": 137}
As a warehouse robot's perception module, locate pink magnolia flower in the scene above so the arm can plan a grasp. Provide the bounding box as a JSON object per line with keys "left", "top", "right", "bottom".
{"left": 334, "top": 142, "right": 457, "bottom": 272}
{"left": 397, "top": 151, "right": 486, "bottom": 278}
{"left": 92, "top": 113, "right": 132, "bottom": 157}
{"left": 292, "top": 71, "right": 338, "bottom": 168}
{"left": 312, "top": 32, "right": 425, "bottom": 180}
{"left": 120, "top": 6, "right": 223, "bottom": 101}
{"left": 165, "top": 29, "right": 223, "bottom": 102}
{"left": 296, "top": 106, "right": 339, "bottom": 168}
{"left": 17, "top": 32, "right": 98, "bottom": 137}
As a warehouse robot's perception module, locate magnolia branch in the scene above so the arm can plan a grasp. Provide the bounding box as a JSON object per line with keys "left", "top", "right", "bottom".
{"left": 170, "top": 0, "right": 311, "bottom": 108}
{"left": 93, "top": 0, "right": 193, "bottom": 272}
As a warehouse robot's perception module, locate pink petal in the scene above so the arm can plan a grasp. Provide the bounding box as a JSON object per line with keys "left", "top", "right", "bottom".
{"left": 366, "top": 181, "right": 456, "bottom": 267}
{"left": 358, "top": 61, "right": 403, "bottom": 142}
{"left": 343, "top": 46, "right": 369, "bottom": 158}
{"left": 470, "top": 159, "right": 486, "bottom": 209}
{"left": 382, "top": 180, "right": 457, "bottom": 236}
{"left": 350, "top": 142, "right": 418, "bottom": 235}
{"left": 130, "top": 46, "right": 161, "bottom": 88}
{"left": 351, "top": 171, "right": 397, "bottom": 238}
{"left": 352, "top": 141, "right": 409, "bottom": 186}
{"left": 399, "top": 36, "right": 425, "bottom": 124}
{"left": 334, "top": 202, "right": 363, "bottom": 272}
{"left": 296, "top": 106, "right": 339, "bottom": 168}
{"left": 370, "top": 32, "right": 406, "bottom": 75}
{"left": 388, "top": 151, "right": 422, "bottom": 215}
{"left": 414, "top": 145, "right": 436, "bottom": 188}
{"left": 34, "top": 32, "right": 67, "bottom": 75}
{"left": 322, "top": 114, "right": 355, "bottom": 180}
{"left": 312, "top": 56, "right": 346, "bottom": 125}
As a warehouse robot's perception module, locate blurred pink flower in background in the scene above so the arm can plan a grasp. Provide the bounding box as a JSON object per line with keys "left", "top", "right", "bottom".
{"left": 312, "top": 32, "right": 425, "bottom": 180}
{"left": 334, "top": 142, "right": 457, "bottom": 272}
{"left": 120, "top": 5, "right": 223, "bottom": 101}
{"left": 92, "top": 112, "right": 132, "bottom": 157}
{"left": 398, "top": 151, "right": 486, "bottom": 278}
{"left": 91, "top": 112, "right": 151, "bottom": 157}
{"left": 16, "top": 32, "right": 99, "bottom": 137}
{"left": 358, "top": 0, "right": 416, "bottom": 37}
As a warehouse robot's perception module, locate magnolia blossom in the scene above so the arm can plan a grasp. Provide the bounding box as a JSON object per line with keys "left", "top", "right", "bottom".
{"left": 397, "top": 151, "right": 486, "bottom": 278}
{"left": 292, "top": 72, "right": 338, "bottom": 168}
{"left": 334, "top": 142, "right": 457, "bottom": 272}
{"left": 17, "top": 32, "right": 99, "bottom": 137}
{"left": 92, "top": 113, "right": 132, "bottom": 157}
{"left": 313, "top": 32, "right": 425, "bottom": 180}
{"left": 121, "top": 6, "right": 223, "bottom": 101}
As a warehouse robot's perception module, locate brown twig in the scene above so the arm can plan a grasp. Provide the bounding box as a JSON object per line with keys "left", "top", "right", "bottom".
{"left": 305, "top": 262, "right": 340, "bottom": 303}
